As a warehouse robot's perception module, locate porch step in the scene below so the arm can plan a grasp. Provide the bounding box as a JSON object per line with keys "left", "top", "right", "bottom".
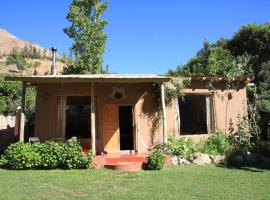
{"left": 93, "top": 154, "right": 148, "bottom": 171}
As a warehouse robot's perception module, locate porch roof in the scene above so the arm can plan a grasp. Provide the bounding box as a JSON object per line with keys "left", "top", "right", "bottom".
{"left": 5, "top": 74, "right": 170, "bottom": 84}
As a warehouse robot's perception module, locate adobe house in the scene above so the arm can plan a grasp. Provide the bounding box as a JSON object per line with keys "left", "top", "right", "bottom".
{"left": 5, "top": 74, "right": 251, "bottom": 155}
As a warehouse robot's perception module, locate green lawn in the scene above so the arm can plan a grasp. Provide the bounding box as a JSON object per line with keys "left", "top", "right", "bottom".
{"left": 0, "top": 165, "right": 269, "bottom": 200}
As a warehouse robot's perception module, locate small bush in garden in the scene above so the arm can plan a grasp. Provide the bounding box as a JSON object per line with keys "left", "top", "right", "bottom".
{"left": 2, "top": 142, "right": 41, "bottom": 169}
{"left": 0, "top": 138, "right": 94, "bottom": 170}
{"left": 166, "top": 136, "right": 195, "bottom": 160}
{"left": 225, "top": 147, "right": 245, "bottom": 166}
{"left": 201, "top": 130, "right": 228, "bottom": 155}
{"left": 32, "top": 142, "right": 65, "bottom": 169}
{"left": 62, "top": 138, "right": 93, "bottom": 169}
{"left": 147, "top": 151, "right": 165, "bottom": 170}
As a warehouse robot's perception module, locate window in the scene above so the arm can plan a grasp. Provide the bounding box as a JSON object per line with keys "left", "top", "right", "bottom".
{"left": 65, "top": 96, "right": 91, "bottom": 139}
{"left": 57, "top": 96, "right": 92, "bottom": 139}
{"left": 179, "top": 95, "right": 213, "bottom": 135}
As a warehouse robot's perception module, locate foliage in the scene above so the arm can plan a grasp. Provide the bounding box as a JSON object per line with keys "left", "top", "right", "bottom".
{"left": 0, "top": 74, "right": 36, "bottom": 128}
{"left": 151, "top": 79, "right": 188, "bottom": 107}
{"left": 5, "top": 49, "right": 28, "bottom": 70}
{"left": 0, "top": 139, "right": 94, "bottom": 170}
{"left": 1, "top": 142, "right": 41, "bottom": 169}
{"left": 32, "top": 141, "right": 65, "bottom": 169}
{"left": 61, "top": 138, "right": 93, "bottom": 169}
{"left": 63, "top": 0, "right": 108, "bottom": 74}
{"left": 146, "top": 151, "right": 165, "bottom": 170}
{"left": 225, "top": 147, "right": 245, "bottom": 166}
{"left": 228, "top": 115, "right": 253, "bottom": 151}
{"left": 201, "top": 130, "right": 228, "bottom": 155}
{"left": 156, "top": 136, "right": 196, "bottom": 160}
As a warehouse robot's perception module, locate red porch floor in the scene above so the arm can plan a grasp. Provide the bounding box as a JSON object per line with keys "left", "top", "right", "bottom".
{"left": 93, "top": 153, "right": 149, "bottom": 171}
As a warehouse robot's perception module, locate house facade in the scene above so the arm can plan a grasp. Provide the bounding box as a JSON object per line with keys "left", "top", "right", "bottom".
{"left": 5, "top": 74, "right": 250, "bottom": 154}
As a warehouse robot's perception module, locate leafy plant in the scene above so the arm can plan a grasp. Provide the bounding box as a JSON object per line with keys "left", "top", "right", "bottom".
{"left": 0, "top": 139, "right": 94, "bottom": 170}
{"left": 146, "top": 151, "right": 165, "bottom": 170}
{"left": 201, "top": 130, "right": 228, "bottom": 155}
{"left": 155, "top": 136, "right": 196, "bottom": 161}
{"left": 62, "top": 138, "right": 92, "bottom": 169}
{"left": 32, "top": 141, "right": 65, "bottom": 169}
{"left": 2, "top": 142, "right": 41, "bottom": 169}
{"left": 228, "top": 115, "right": 253, "bottom": 151}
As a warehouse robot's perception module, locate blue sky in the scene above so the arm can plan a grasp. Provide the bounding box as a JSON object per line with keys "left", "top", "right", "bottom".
{"left": 0, "top": 0, "right": 269, "bottom": 74}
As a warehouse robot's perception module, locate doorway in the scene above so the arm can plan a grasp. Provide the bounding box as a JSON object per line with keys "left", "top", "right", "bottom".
{"left": 119, "top": 106, "right": 134, "bottom": 150}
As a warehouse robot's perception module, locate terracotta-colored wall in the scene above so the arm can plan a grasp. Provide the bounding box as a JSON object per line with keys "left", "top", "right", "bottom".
{"left": 34, "top": 82, "right": 163, "bottom": 153}
{"left": 34, "top": 80, "right": 248, "bottom": 152}
{"left": 166, "top": 80, "right": 248, "bottom": 142}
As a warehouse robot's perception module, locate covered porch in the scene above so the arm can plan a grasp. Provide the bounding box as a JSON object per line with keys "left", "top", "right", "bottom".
{"left": 6, "top": 74, "right": 170, "bottom": 155}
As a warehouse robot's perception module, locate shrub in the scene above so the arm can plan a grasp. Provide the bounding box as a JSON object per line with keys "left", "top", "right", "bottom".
{"left": 2, "top": 142, "right": 41, "bottom": 169}
{"left": 228, "top": 115, "right": 253, "bottom": 151}
{"left": 225, "top": 147, "right": 245, "bottom": 166}
{"left": 201, "top": 130, "right": 228, "bottom": 155}
{"left": 167, "top": 136, "right": 195, "bottom": 160}
{"left": 1, "top": 139, "right": 94, "bottom": 170}
{"left": 62, "top": 139, "right": 93, "bottom": 169}
{"left": 32, "top": 142, "right": 65, "bottom": 169}
{"left": 147, "top": 151, "right": 165, "bottom": 170}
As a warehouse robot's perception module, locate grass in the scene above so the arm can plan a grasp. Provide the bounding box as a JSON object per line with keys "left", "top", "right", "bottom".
{"left": 0, "top": 165, "right": 269, "bottom": 200}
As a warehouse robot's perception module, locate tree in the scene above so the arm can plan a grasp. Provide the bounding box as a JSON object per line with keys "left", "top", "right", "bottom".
{"left": 228, "top": 23, "right": 270, "bottom": 81}
{"left": 63, "top": 0, "right": 108, "bottom": 74}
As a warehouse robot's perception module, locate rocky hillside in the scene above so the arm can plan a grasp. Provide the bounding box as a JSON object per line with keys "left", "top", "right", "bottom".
{"left": 0, "top": 28, "right": 65, "bottom": 75}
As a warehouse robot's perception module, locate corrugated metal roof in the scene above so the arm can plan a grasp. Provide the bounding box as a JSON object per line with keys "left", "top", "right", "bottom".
{"left": 5, "top": 74, "right": 170, "bottom": 83}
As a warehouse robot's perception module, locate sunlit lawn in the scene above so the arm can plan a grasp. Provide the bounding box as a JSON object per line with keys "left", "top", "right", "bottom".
{"left": 0, "top": 165, "right": 269, "bottom": 200}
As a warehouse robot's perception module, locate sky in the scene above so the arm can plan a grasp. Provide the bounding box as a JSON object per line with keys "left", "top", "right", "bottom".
{"left": 0, "top": 0, "right": 270, "bottom": 74}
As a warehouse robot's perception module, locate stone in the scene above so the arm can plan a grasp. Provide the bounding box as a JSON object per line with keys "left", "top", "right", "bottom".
{"left": 211, "top": 155, "right": 226, "bottom": 164}
{"left": 193, "top": 153, "right": 212, "bottom": 165}
{"left": 179, "top": 158, "right": 191, "bottom": 165}
{"left": 171, "top": 156, "right": 179, "bottom": 166}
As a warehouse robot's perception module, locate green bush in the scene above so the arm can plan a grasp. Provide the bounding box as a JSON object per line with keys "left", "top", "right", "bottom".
{"left": 155, "top": 136, "right": 196, "bottom": 161}
{"left": 62, "top": 139, "right": 93, "bottom": 169}
{"left": 1, "top": 139, "right": 94, "bottom": 170}
{"left": 201, "top": 130, "right": 228, "bottom": 155}
{"left": 225, "top": 147, "right": 245, "bottom": 166}
{"left": 147, "top": 151, "right": 165, "bottom": 170}
{"left": 228, "top": 115, "right": 253, "bottom": 151}
{"left": 32, "top": 142, "right": 65, "bottom": 169}
{"left": 2, "top": 142, "right": 41, "bottom": 169}
{"left": 167, "top": 136, "right": 195, "bottom": 160}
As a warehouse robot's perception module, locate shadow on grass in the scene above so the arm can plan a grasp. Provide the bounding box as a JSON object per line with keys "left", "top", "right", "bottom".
{"left": 216, "top": 162, "right": 270, "bottom": 173}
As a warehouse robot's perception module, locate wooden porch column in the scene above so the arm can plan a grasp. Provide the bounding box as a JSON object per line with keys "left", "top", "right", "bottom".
{"left": 91, "top": 83, "right": 96, "bottom": 154}
{"left": 161, "top": 83, "right": 167, "bottom": 143}
{"left": 15, "top": 82, "right": 26, "bottom": 142}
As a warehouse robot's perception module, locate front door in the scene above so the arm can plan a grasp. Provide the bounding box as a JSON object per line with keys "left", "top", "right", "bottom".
{"left": 103, "top": 105, "right": 120, "bottom": 152}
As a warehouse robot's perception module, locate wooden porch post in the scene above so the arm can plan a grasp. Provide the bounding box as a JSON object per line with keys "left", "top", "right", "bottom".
{"left": 91, "top": 83, "right": 96, "bottom": 154}
{"left": 16, "top": 82, "right": 26, "bottom": 142}
{"left": 161, "top": 83, "right": 167, "bottom": 143}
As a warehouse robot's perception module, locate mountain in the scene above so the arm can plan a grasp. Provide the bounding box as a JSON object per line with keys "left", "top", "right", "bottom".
{"left": 0, "top": 28, "right": 65, "bottom": 75}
